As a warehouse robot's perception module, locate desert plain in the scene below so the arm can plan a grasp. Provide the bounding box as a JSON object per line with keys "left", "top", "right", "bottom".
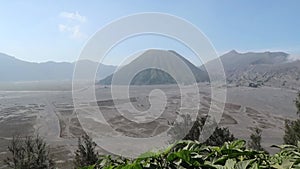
{"left": 0, "top": 83, "right": 298, "bottom": 168}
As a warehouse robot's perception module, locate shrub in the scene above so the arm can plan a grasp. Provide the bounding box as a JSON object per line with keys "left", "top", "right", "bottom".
{"left": 248, "top": 127, "right": 266, "bottom": 152}
{"left": 74, "top": 134, "right": 99, "bottom": 168}
{"left": 4, "top": 135, "right": 55, "bottom": 169}
{"left": 80, "top": 140, "right": 300, "bottom": 169}
{"left": 284, "top": 119, "right": 300, "bottom": 145}
{"left": 168, "top": 114, "right": 235, "bottom": 146}
{"left": 203, "top": 125, "right": 235, "bottom": 146}
{"left": 296, "top": 92, "right": 300, "bottom": 116}
{"left": 284, "top": 92, "right": 300, "bottom": 145}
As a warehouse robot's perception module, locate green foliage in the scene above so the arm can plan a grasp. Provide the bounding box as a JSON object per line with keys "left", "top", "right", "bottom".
{"left": 4, "top": 135, "right": 55, "bottom": 169}
{"left": 74, "top": 134, "right": 99, "bottom": 169}
{"left": 283, "top": 92, "right": 300, "bottom": 146}
{"left": 248, "top": 127, "right": 266, "bottom": 152}
{"left": 296, "top": 92, "right": 300, "bottom": 116}
{"left": 79, "top": 139, "right": 300, "bottom": 169}
{"left": 270, "top": 141, "right": 300, "bottom": 168}
{"left": 284, "top": 119, "right": 300, "bottom": 146}
{"left": 168, "top": 114, "right": 235, "bottom": 146}
{"left": 182, "top": 114, "right": 201, "bottom": 141}
{"left": 203, "top": 126, "right": 236, "bottom": 147}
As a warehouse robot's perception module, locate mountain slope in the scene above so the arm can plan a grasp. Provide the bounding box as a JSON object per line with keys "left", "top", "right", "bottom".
{"left": 202, "top": 50, "right": 300, "bottom": 90}
{"left": 99, "top": 49, "right": 209, "bottom": 85}
{"left": 0, "top": 53, "right": 116, "bottom": 82}
{"left": 227, "top": 60, "right": 300, "bottom": 89}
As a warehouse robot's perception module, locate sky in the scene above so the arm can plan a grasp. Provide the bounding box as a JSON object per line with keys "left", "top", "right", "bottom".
{"left": 0, "top": 0, "right": 300, "bottom": 65}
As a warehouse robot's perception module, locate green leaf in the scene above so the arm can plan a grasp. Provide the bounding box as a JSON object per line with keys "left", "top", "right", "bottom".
{"left": 121, "top": 163, "right": 143, "bottom": 169}
{"left": 235, "top": 159, "right": 254, "bottom": 169}
{"left": 271, "top": 159, "right": 294, "bottom": 169}
{"left": 137, "top": 151, "right": 159, "bottom": 159}
{"left": 229, "top": 140, "right": 246, "bottom": 149}
{"left": 224, "top": 159, "right": 236, "bottom": 168}
{"left": 248, "top": 162, "right": 259, "bottom": 169}
{"left": 168, "top": 150, "right": 191, "bottom": 163}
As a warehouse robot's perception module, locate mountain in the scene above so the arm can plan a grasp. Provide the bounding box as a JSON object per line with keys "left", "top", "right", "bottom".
{"left": 202, "top": 50, "right": 300, "bottom": 90}
{"left": 99, "top": 49, "right": 209, "bottom": 85}
{"left": 0, "top": 53, "right": 116, "bottom": 82}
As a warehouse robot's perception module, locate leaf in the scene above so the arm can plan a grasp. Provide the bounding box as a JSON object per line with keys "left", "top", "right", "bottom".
{"left": 271, "top": 144, "right": 296, "bottom": 150}
{"left": 212, "top": 165, "right": 227, "bottom": 169}
{"left": 224, "top": 159, "right": 236, "bottom": 168}
{"left": 229, "top": 140, "right": 246, "bottom": 149}
{"left": 213, "top": 155, "right": 229, "bottom": 165}
{"left": 121, "top": 163, "right": 143, "bottom": 169}
{"left": 248, "top": 162, "right": 259, "bottom": 169}
{"left": 271, "top": 159, "right": 294, "bottom": 169}
{"left": 137, "top": 151, "right": 159, "bottom": 159}
{"left": 297, "top": 141, "right": 300, "bottom": 149}
{"left": 235, "top": 159, "right": 255, "bottom": 169}
{"left": 167, "top": 150, "right": 191, "bottom": 163}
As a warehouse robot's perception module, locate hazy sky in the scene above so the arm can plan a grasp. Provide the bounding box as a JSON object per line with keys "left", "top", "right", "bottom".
{"left": 1, "top": 0, "right": 300, "bottom": 65}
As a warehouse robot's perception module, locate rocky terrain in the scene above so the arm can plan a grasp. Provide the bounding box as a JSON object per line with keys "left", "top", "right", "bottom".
{"left": 204, "top": 50, "right": 300, "bottom": 90}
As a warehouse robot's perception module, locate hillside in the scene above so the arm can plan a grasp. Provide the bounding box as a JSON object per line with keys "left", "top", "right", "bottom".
{"left": 203, "top": 50, "right": 300, "bottom": 90}
{"left": 99, "top": 49, "right": 209, "bottom": 85}
{"left": 0, "top": 53, "right": 116, "bottom": 82}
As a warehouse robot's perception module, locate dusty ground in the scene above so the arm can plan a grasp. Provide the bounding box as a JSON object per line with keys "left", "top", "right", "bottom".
{"left": 0, "top": 84, "right": 298, "bottom": 168}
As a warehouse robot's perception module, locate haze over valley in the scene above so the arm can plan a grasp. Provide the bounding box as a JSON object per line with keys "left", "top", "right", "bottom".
{"left": 1, "top": 49, "right": 299, "bottom": 90}
{"left": 1, "top": 1, "right": 300, "bottom": 168}
{"left": 0, "top": 48, "right": 299, "bottom": 168}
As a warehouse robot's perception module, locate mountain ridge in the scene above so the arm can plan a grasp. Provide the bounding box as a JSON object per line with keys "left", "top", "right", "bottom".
{"left": 99, "top": 49, "right": 209, "bottom": 85}
{"left": 0, "top": 52, "right": 116, "bottom": 82}
{"left": 203, "top": 50, "right": 300, "bottom": 90}
{"left": 1, "top": 50, "right": 299, "bottom": 90}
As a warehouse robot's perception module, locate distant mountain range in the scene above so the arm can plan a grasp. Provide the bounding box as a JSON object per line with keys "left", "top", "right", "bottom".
{"left": 99, "top": 49, "right": 209, "bottom": 85}
{"left": 203, "top": 50, "right": 300, "bottom": 90}
{"left": 0, "top": 53, "right": 116, "bottom": 82}
{"left": 1, "top": 50, "right": 299, "bottom": 90}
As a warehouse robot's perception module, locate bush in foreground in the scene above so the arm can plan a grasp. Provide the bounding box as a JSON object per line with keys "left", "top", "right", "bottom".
{"left": 80, "top": 140, "right": 300, "bottom": 169}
